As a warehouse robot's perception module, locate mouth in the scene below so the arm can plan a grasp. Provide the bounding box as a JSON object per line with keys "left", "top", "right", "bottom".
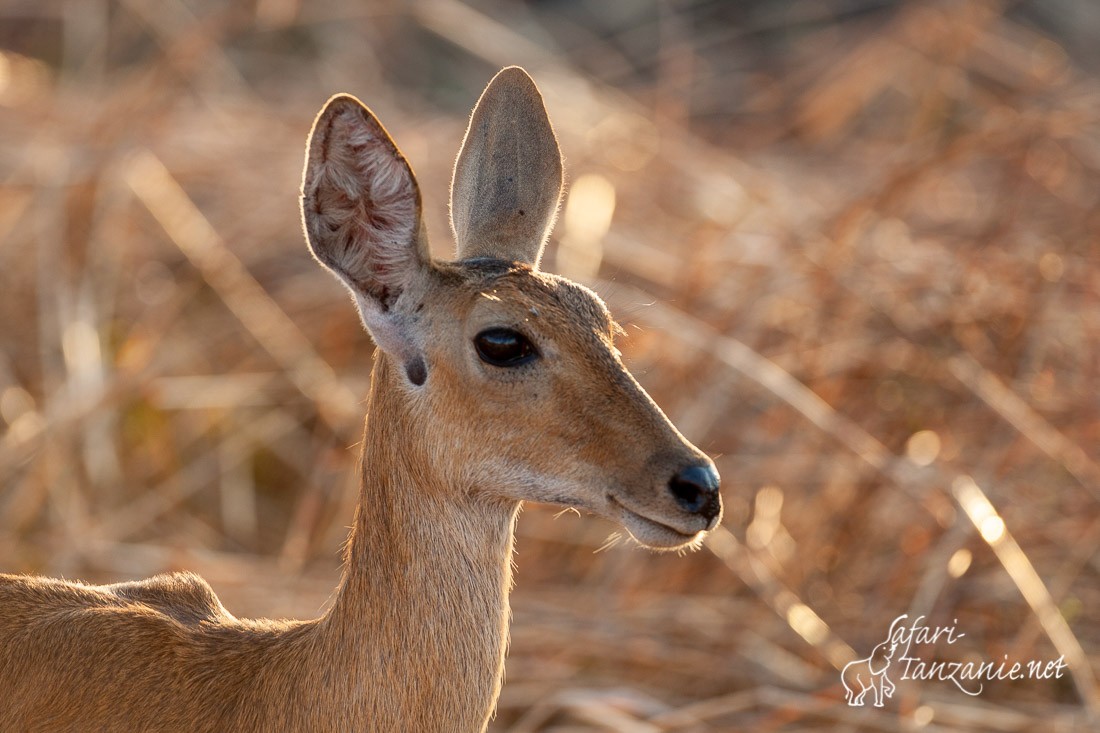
{"left": 606, "top": 494, "right": 704, "bottom": 550}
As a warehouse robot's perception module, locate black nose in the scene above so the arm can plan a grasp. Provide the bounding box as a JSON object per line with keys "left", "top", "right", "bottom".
{"left": 668, "top": 464, "right": 721, "bottom": 522}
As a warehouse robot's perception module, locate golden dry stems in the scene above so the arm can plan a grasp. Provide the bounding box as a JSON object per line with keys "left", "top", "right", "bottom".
{"left": 0, "top": 0, "right": 1098, "bottom": 730}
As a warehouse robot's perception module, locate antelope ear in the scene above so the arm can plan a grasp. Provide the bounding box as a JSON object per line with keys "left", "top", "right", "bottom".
{"left": 301, "top": 94, "right": 428, "bottom": 361}
{"left": 450, "top": 66, "right": 564, "bottom": 268}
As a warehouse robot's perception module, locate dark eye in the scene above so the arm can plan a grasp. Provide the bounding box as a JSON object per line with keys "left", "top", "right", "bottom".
{"left": 474, "top": 328, "right": 538, "bottom": 367}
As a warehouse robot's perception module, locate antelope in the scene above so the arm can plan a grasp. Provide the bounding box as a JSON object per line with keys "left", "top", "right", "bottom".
{"left": 0, "top": 67, "right": 722, "bottom": 732}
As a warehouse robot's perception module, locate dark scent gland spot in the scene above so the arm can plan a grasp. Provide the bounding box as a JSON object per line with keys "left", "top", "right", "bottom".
{"left": 518, "top": 209, "right": 525, "bottom": 216}
{"left": 406, "top": 357, "right": 427, "bottom": 386}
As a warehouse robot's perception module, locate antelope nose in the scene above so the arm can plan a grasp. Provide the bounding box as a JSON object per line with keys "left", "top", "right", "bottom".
{"left": 668, "top": 464, "right": 722, "bottom": 523}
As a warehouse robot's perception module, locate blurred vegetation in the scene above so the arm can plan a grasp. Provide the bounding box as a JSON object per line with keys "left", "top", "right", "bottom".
{"left": 1, "top": 0, "right": 1099, "bottom": 730}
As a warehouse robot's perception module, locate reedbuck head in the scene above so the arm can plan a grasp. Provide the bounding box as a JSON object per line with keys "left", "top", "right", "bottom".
{"left": 302, "top": 67, "right": 720, "bottom": 549}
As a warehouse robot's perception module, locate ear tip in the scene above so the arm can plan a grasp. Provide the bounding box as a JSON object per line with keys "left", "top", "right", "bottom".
{"left": 308, "top": 95, "right": 369, "bottom": 149}
{"left": 495, "top": 65, "right": 536, "bottom": 82}
{"left": 487, "top": 66, "right": 541, "bottom": 96}
{"left": 318, "top": 93, "right": 368, "bottom": 119}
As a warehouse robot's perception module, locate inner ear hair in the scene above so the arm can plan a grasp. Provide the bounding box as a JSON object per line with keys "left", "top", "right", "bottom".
{"left": 302, "top": 94, "right": 426, "bottom": 312}
{"left": 301, "top": 94, "right": 430, "bottom": 358}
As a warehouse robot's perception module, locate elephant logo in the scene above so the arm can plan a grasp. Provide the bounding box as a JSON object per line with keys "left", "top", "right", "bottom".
{"left": 842, "top": 616, "right": 907, "bottom": 707}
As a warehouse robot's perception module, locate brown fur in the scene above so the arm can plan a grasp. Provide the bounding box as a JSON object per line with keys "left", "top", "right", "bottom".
{"left": 0, "top": 67, "right": 720, "bottom": 732}
{"left": 451, "top": 67, "right": 563, "bottom": 266}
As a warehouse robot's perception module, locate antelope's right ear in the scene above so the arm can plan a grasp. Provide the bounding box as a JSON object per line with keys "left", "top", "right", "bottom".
{"left": 301, "top": 94, "right": 428, "bottom": 360}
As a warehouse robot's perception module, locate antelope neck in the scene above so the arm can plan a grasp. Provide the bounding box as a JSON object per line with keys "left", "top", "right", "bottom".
{"left": 319, "top": 356, "right": 519, "bottom": 730}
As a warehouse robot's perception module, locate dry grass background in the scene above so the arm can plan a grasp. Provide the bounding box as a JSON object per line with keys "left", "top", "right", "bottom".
{"left": 1, "top": 0, "right": 1099, "bottom": 730}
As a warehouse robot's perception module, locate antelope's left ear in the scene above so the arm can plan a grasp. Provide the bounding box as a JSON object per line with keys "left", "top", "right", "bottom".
{"left": 301, "top": 94, "right": 428, "bottom": 361}
{"left": 450, "top": 66, "right": 564, "bottom": 268}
